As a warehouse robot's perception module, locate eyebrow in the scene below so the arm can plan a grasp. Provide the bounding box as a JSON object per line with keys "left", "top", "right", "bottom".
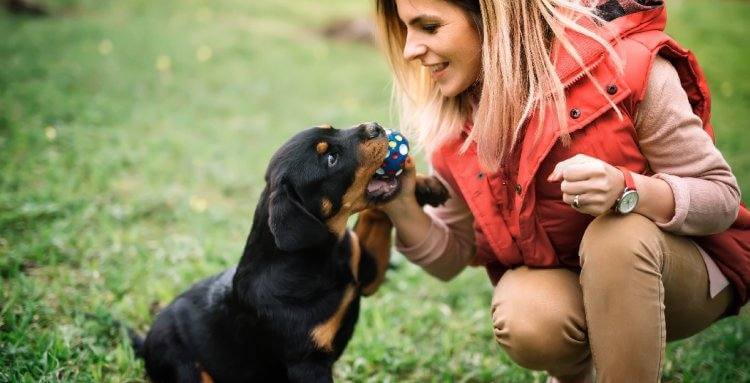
{"left": 406, "top": 15, "right": 440, "bottom": 26}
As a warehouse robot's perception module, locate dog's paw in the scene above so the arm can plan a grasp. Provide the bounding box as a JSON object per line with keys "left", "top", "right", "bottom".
{"left": 414, "top": 175, "right": 450, "bottom": 207}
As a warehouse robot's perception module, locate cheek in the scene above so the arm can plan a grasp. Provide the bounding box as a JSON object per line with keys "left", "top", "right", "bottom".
{"left": 443, "top": 47, "right": 480, "bottom": 96}
{"left": 445, "top": 28, "right": 481, "bottom": 82}
{"left": 465, "top": 51, "right": 482, "bottom": 80}
{"left": 457, "top": 38, "right": 481, "bottom": 72}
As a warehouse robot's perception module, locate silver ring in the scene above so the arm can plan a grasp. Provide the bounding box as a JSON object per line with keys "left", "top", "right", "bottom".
{"left": 572, "top": 194, "right": 581, "bottom": 209}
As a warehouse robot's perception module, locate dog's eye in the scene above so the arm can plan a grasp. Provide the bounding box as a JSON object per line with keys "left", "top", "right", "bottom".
{"left": 326, "top": 152, "right": 338, "bottom": 168}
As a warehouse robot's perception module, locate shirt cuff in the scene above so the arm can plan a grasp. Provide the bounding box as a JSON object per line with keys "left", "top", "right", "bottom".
{"left": 652, "top": 173, "right": 690, "bottom": 232}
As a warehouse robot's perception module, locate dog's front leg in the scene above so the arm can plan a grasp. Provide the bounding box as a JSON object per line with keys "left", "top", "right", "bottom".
{"left": 354, "top": 208, "right": 392, "bottom": 296}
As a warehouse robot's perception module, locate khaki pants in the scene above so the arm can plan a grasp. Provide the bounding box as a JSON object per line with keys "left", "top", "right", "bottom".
{"left": 491, "top": 213, "right": 734, "bottom": 382}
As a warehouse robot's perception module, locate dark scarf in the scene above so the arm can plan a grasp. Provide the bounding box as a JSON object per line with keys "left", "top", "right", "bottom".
{"left": 596, "top": 0, "right": 663, "bottom": 22}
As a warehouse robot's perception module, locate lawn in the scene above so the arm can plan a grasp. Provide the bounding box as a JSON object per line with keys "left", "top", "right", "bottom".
{"left": 1, "top": 0, "right": 749, "bottom": 382}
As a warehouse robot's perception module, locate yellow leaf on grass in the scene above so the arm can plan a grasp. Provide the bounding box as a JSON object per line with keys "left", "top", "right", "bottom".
{"left": 156, "top": 55, "right": 172, "bottom": 72}
{"left": 45, "top": 126, "right": 57, "bottom": 141}
{"left": 98, "top": 39, "right": 113, "bottom": 55}
{"left": 196, "top": 45, "right": 213, "bottom": 62}
{"left": 189, "top": 196, "right": 208, "bottom": 212}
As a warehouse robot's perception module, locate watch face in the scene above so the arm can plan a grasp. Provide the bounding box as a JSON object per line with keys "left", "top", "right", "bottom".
{"left": 618, "top": 190, "right": 639, "bottom": 214}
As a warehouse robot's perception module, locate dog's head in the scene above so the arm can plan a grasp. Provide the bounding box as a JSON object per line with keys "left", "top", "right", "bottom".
{"left": 264, "top": 122, "right": 398, "bottom": 252}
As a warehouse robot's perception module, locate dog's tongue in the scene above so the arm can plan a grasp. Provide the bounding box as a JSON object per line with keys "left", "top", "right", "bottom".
{"left": 367, "top": 177, "right": 398, "bottom": 197}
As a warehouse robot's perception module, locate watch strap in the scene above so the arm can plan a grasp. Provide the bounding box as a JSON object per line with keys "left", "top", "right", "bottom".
{"left": 616, "top": 166, "right": 636, "bottom": 191}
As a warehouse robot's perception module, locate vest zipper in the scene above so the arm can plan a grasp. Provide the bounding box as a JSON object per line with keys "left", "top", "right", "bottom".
{"left": 562, "top": 56, "right": 605, "bottom": 90}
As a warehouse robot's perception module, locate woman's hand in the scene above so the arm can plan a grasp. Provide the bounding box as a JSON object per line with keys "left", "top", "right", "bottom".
{"left": 376, "top": 156, "right": 437, "bottom": 249}
{"left": 379, "top": 156, "right": 418, "bottom": 219}
{"left": 547, "top": 154, "right": 625, "bottom": 216}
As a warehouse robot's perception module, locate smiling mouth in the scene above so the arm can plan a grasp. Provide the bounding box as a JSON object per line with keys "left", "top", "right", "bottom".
{"left": 366, "top": 177, "right": 401, "bottom": 203}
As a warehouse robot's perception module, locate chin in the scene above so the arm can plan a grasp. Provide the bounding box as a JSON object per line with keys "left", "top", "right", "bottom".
{"left": 439, "top": 81, "right": 472, "bottom": 98}
{"left": 439, "top": 86, "right": 460, "bottom": 98}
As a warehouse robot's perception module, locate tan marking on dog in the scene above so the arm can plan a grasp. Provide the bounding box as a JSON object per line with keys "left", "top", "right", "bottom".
{"left": 348, "top": 230, "right": 361, "bottom": 282}
{"left": 194, "top": 363, "right": 214, "bottom": 383}
{"left": 200, "top": 371, "right": 215, "bottom": 383}
{"left": 321, "top": 198, "right": 333, "bottom": 218}
{"left": 310, "top": 284, "right": 356, "bottom": 352}
{"left": 317, "top": 124, "right": 333, "bottom": 129}
{"left": 316, "top": 141, "right": 329, "bottom": 154}
{"left": 326, "top": 138, "right": 388, "bottom": 237}
{"left": 354, "top": 209, "right": 393, "bottom": 296}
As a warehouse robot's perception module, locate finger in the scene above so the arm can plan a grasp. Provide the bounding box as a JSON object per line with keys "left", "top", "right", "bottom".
{"left": 561, "top": 192, "right": 585, "bottom": 208}
{"left": 398, "top": 156, "right": 417, "bottom": 183}
{"left": 547, "top": 160, "right": 567, "bottom": 182}
{"left": 403, "top": 156, "right": 416, "bottom": 172}
{"left": 564, "top": 191, "right": 608, "bottom": 211}
{"left": 559, "top": 163, "right": 597, "bottom": 182}
{"left": 547, "top": 154, "right": 590, "bottom": 181}
{"left": 560, "top": 180, "right": 593, "bottom": 195}
{"left": 561, "top": 193, "right": 573, "bottom": 205}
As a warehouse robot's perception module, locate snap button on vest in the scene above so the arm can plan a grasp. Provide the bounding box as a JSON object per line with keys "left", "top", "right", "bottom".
{"left": 514, "top": 184, "right": 522, "bottom": 194}
{"left": 570, "top": 108, "right": 581, "bottom": 119}
{"left": 607, "top": 84, "right": 618, "bottom": 95}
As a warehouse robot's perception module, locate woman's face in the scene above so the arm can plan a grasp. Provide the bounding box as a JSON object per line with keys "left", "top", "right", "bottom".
{"left": 395, "top": 0, "right": 482, "bottom": 98}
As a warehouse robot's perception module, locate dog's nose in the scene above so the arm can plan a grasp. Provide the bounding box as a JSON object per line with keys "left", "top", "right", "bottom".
{"left": 362, "top": 122, "right": 384, "bottom": 139}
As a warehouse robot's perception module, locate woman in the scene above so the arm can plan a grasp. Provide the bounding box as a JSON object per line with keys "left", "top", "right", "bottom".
{"left": 374, "top": 0, "right": 750, "bottom": 381}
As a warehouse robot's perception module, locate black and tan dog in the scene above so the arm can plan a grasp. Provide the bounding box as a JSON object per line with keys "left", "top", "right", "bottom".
{"left": 131, "top": 122, "right": 448, "bottom": 382}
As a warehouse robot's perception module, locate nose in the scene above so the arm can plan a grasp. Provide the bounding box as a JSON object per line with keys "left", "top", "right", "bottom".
{"left": 361, "top": 122, "right": 384, "bottom": 139}
{"left": 403, "top": 33, "right": 427, "bottom": 61}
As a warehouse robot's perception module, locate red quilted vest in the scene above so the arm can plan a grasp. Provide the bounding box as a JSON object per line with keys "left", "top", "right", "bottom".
{"left": 431, "top": 5, "right": 750, "bottom": 311}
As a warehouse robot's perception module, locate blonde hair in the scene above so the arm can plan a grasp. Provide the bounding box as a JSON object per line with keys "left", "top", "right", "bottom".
{"left": 375, "top": 0, "right": 622, "bottom": 171}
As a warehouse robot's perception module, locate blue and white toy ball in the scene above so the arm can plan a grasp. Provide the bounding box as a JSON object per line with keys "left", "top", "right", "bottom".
{"left": 374, "top": 129, "right": 409, "bottom": 179}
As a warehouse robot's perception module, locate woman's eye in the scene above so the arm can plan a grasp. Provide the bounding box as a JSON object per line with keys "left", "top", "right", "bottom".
{"left": 422, "top": 24, "right": 439, "bottom": 33}
{"left": 326, "top": 153, "right": 338, "bottom": 168}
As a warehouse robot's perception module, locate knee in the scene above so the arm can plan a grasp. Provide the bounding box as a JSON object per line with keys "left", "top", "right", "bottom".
{"left": 492, "top": 299, "right": 588, "bottom": 373}
{"left": 579, "top": 213, "right": 665, "bottom": 276}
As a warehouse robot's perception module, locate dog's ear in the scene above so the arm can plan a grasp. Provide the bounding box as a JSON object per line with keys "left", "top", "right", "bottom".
{"left": 268, "top": 181, "right": 331, "bottom": 252}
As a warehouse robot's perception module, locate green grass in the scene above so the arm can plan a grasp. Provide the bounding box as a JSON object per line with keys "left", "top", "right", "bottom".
{"left": 1, "top": 0, "right": 749, "bottom": 381}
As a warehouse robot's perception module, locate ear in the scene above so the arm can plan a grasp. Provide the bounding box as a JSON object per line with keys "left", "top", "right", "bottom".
{"left": 268, "top": 182, "right": 331, "bottom": 252}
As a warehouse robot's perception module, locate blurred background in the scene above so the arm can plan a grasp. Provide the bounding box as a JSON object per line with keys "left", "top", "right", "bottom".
{"left": 1, "top": 0, "right": 748, "bottom": 381}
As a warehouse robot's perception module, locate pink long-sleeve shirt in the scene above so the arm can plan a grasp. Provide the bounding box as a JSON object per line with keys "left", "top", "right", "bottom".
{"left": 397, "top": 56, "right": 740, "bottom": 297}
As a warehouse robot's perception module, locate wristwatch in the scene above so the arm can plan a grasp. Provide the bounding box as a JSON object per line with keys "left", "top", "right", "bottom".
{"left": 613, "top": 166, "right": 639, "bottom": 214}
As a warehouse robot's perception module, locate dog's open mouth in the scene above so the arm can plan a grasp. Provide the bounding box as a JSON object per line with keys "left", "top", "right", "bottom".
{"left": 366, "top": 177, "right": 400, "bottom": 203}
